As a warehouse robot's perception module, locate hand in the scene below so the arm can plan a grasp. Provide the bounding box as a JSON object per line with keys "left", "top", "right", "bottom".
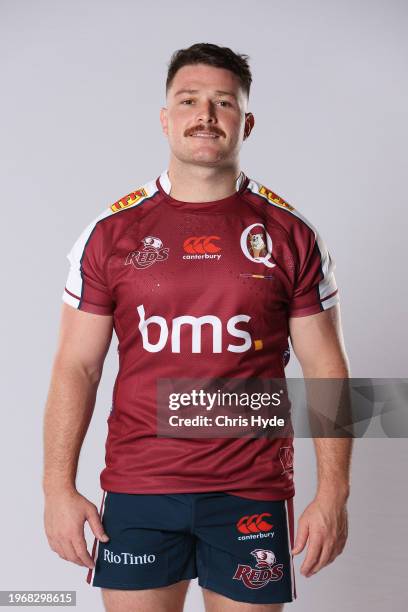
{"left": 291, "top": 492, "right": 348, "bottom": 577}
{"left": 44, "top": 489, "right": 109, "bottom": 569}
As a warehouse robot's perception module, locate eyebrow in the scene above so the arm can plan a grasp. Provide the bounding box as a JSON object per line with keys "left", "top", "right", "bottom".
{"left": 174, "top": 88, "right": 237, "bottom": 99}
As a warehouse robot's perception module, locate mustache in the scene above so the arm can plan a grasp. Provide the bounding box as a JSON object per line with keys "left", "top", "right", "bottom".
{"left": 185, "top": 126, "right": 225, "bottom": 137}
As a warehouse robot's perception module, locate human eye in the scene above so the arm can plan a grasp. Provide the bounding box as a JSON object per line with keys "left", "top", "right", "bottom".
{"left": 181, "top": 99, "right": 194, "bottom": 105}
{"left": 217, "top": 100, "right": 232, "bottom": 107}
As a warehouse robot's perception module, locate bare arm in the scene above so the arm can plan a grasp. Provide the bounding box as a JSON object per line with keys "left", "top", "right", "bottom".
{"left": 43, "top": 303, "right": 113, "bottom": 568}
{"left": 288, "top": 304, "right": 352, "bottom": 577}
{"left": 289, "top": 303, "right": 352, "bottom": 499}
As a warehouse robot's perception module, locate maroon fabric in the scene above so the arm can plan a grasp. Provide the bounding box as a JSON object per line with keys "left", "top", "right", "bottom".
{"left": 64, "top": 173, "right": 338, "bottom": 500}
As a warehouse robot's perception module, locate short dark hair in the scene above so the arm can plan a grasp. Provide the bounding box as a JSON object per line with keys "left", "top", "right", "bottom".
{"left": 166, "top": 42, "right": 252, "bottom": 98}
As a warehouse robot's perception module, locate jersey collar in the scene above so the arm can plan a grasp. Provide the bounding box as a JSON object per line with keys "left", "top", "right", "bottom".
{"left": 157, "top": 169, "right": 247, "bottom": 195}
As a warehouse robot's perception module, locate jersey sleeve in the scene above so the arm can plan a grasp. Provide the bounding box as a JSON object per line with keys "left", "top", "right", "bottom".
{"left": 288, "top": 217, "right": 339, "bottom": 318}
{"left": 62, "top": 217, "right": 115, "bottom": 316}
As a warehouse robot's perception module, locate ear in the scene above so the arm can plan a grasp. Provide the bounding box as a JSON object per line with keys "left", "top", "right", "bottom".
{"left": 243, "top": 112, "right": 255, "bottom": 140}
{"left": 160, "top": 107, "right": 168, "bottom": 135}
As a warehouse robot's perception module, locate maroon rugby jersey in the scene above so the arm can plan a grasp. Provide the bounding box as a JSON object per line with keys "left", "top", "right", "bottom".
{"left": 62, "top": 170, "right": 339, "bottom": 500}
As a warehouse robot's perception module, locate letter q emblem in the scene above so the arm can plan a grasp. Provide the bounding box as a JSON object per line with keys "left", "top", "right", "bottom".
{"left": 240, "top": 224, "right": 276, "bottom": 269}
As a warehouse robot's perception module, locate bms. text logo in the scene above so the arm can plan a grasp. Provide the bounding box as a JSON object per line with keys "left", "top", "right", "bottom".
{"left": 137, "top": 305, "right": 254, "bottom": 353}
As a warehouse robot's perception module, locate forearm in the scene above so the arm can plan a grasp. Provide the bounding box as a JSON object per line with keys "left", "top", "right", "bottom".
{"left": 303, "top": 358, "right": 353, "bottom": 502}
{"left": 42, "top": 358, "right": 100, "bottom": 496}
{"left": 312, "top": 437, "right": 353, "bottom": 502}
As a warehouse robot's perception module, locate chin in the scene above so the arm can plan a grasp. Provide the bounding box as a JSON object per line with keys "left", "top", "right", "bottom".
{"left": 191, "top": 152, "right": 226, "bottom": 164}
{"left": 173, "top": 146, "right": 228, "bottom": 165}
{"left": 189, "top": 144, "right": 226, "bottom": 161}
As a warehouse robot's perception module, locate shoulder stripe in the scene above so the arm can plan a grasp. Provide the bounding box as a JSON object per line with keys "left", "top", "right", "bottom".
{"left": 246, "top": 178, "right": 338, "bottom": 304}
{"left": 246, "top": 176, "right": 320, "bottom": 241}
{"left": 69, "top": 177, "right": 159, "bottom": 257}
{"left": 246, "top": 178, "right": 312, "bottom": 225}
{"left": 253, "top": 182, "right": 296, "bottom": 212}
{"left": 63, "top": 177, "right": 159, "bottom": 310}
{"left": 109, "top": 177, "right": 158, "bottom": 214}
{"left": 91, "top": 177, "right": 159, "bottom": 226}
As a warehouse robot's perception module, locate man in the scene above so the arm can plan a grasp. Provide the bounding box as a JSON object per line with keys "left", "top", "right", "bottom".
{"left": 43, "top": 43, "right": 352, "bottom": 611}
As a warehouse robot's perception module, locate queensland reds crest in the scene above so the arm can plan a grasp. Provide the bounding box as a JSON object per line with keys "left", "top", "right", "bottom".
{"left": 240, "top": 224, "right": 276, "bottom": 269}
{"left": 279, "top": 446, "right": 294, "bottom": 476}
{"left": 125, "top": 236, "right": 169, "bottom": 270}
{"left": 233, "top": 548, "right": 284, "bottom": 589}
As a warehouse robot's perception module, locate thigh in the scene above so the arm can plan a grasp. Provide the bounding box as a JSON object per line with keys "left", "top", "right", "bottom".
{"left": 87, "top": 491, "right": 197, "bottom": 590}
{"left": 195, "top": 494, "right": 296, "bottom": 606}
{"left": 202, "top": 587, "right": 285, "bottom": 611}
{"left": 101, "top": 579, "right": 191, "bottom": 612}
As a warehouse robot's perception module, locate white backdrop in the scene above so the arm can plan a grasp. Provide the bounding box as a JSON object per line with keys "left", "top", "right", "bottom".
{"left": 1, "top": 0, "right": 407, "bottom": 610}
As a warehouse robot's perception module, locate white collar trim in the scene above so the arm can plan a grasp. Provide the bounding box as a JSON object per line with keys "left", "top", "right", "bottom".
{"left": 158, "top": 169, "right": 246, "bottom": 195}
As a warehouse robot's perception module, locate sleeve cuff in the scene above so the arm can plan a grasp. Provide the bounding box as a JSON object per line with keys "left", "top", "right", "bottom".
{"left": 62, "top": 288, "right": 114, "bottom": 316}
{"left": 289, "top": 291, "right": 340, "bottom": 318}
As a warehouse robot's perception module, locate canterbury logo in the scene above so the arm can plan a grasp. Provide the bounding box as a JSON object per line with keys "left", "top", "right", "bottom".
{"left": 183, "top": 236, "right": 221, "bottom": 254}
{"left": 236, "top": 513, "right": 274, "bottom": 534}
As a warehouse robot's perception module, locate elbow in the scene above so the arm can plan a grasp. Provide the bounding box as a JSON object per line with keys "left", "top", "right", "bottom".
{"left": 301, "top": 357, "right": 351, "bottom": 379}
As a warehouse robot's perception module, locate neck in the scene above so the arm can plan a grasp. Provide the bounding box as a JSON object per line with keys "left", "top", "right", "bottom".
{"left": 166, "top": 158, "right": 242, "bottom": 202}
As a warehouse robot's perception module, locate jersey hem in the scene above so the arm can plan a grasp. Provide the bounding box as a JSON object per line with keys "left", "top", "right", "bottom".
{"left": 99, "top": 483, "right": 295, "bottom": 501}
{"left": 225, "top": 490, "right": 296, "bottom": 502}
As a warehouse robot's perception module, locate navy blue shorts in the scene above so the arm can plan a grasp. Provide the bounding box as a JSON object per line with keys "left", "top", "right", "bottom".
{"left": 87, "top": 491, "right": 297, "bottom": 605}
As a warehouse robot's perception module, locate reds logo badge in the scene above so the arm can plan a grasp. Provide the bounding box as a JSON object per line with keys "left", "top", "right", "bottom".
{"left": 125, "top": 236, "right": 169, "bottom": 270}
{"left": 233, "top": 549, "right": 284, "bottom": 589}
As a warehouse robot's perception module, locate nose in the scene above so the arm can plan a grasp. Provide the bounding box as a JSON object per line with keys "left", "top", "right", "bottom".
{"left": 195, "top": 100, "right": 217, "bottom": 124}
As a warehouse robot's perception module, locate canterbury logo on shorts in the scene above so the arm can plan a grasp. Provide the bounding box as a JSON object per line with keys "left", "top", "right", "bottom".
{"left": 236, "top": 513, "right": 274, "bottom": 534}
{"left": 183, "top": 236, "right": 221, "bottom": 254}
